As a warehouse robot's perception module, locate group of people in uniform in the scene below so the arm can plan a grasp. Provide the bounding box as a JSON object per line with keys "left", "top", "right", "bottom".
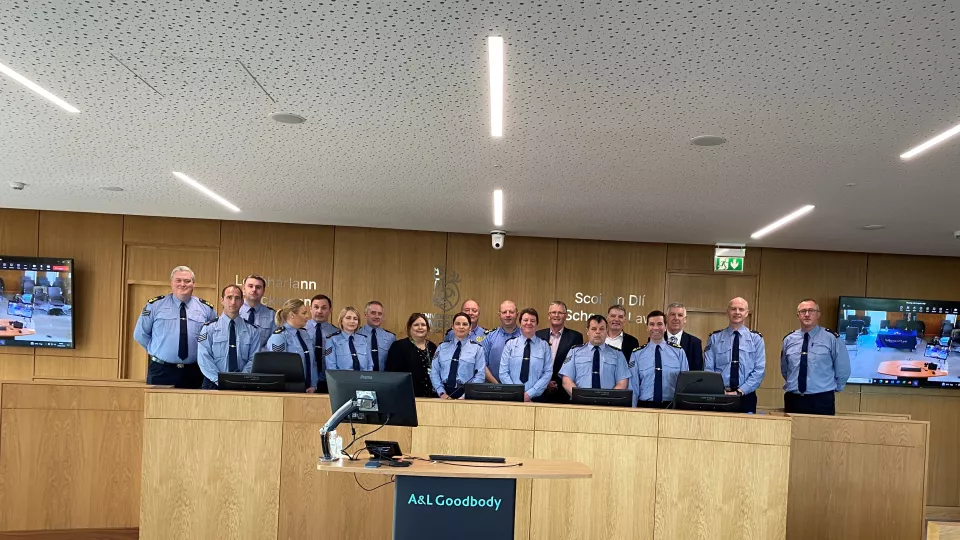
{"left": 134, "top": 266, "right": 851, "bottom": 416}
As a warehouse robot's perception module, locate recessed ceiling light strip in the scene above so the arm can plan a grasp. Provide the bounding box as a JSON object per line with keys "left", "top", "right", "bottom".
{"left": 750, "top": 205, "right": 815, "bottom": 239}
{"left": 0, "top": 60, "right": 80, "bottom": 113}
{"left": 172, "top": 171, "right": 241, "bottom": 213}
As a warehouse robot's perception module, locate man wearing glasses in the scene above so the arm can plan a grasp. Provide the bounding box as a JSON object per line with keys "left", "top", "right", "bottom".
{"left": 781, "top": 299, "right": 851, "bottom": 416}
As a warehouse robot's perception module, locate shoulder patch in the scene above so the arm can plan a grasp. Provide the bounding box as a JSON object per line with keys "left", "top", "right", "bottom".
{"left": 710, "top": 329, "right": 723, "bottom": 336}
{"left": 475, "top": 335, "right": 486, "bottom": 343}
{"left": 627, "top": 359, "right": 636, "bottom": 368}
{"left": 824, "top": 328, "right": 840, "bottom": 338}
{"left": 271, "top": 343, "right": 286, "bottom": 352}
{"left": 273, "top": 327, "right": 284, "bottom": 334}
{"left": 198, "top": 298, "right": 215, "bottom": 309}
{"left": 751, "top": 329, "right": 763, "bottom": 338}
{"left": 326, "top": 331, "right": 341, "bottom": 339}
{"left": 147, "top": 295, "right": 165, "bottom": 304}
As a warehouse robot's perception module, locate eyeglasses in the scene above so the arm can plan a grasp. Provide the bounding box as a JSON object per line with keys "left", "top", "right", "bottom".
{"left": 797, "top": 309, "right": 820, "bottom": 315}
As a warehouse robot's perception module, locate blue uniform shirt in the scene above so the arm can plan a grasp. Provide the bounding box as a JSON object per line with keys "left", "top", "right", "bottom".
{"left": 429, "top": 337, "right": 487, "bottom": 396}
{"left": 704, "top": 326, "right": 766, "bottom": 394}
{"left": 305, "top": 320, "right": 338, "bottom": 382}
{"left": 481, "top": 326, "right": 521, "bottom": 382}
{"left": 444, "top": 325, "right": 488, "bottom": 343}
{"left": 559, "top": 343, "right": 630, "bottom": 389}
{"left": 628, "top": 341, "right": 689, "bottom": 404}
{"left": 499, "top": 335, "right": 553, "bottom": 398}
{"left": 197, "top": 314, "right": 260, "bottom": 383}
{"left": 265, "top": 323, "right": 320, "bottom": 388}
{"left": 361, "top": 324, "right": 396, "bottom": 371}
{"left": 239, "top": 302, "right": 275, "bottom": 348}
{"left": 325, "top": 330, "right": 373, "bottom": 371}
{"left": 134, "top": 294, "right": 216, "bottom": 364}
{"left": 781, "top": 326, "right": 851, "bottom": 394}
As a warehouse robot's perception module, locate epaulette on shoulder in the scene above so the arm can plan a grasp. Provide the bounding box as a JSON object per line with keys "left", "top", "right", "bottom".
{"left": 668, "top": 341, "right": 682, "bottom": 349}
{"left": 505, "top": 335, "right": 518, "bottom": 343}
{"left": 273, "top": 327, "right": 284, "bottom": 334}
{"left": 202, "top": 319, "right": 216, "bottom": 326}
{"left": 242, "top": 319, "right": 259, "bottom": 327}
{"left": 469, "top": 339, "right": 481, "bottom": 346}
{"left": 265, "top": 305, "right": 276, "bottom": 311}
{"left": 782, "top": 330, "right": 795, "bottom": 341}
{"left": 482, "top": 329, "right": 491, "bottom": 335}
{"left": 357, "top": 331, "right": 368, "bottom": 338}
{"left": 824, "top": 328, "right": 840, "bottom": 338}
{"left": 751, "top": 329, "right": 763, "bottom": 338}
{"left": 382, "top": 328, "right": 395, "bottom": 336}
{"left": 710, "top": 329, "right": 723, "bottom": 336}
{"left": 198, "top": 298, "right": 215, "bottom": 309}
{"left": 326, "top": 330, "right": 341, "bottom": 339}
{"left": 147, "top": 295, "right": 165, "bottom": 304}
{"left": 632, "top": 343, "right": 647, "bottom": 353}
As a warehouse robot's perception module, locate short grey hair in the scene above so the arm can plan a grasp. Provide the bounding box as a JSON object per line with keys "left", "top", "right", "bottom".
{"left": 666, "top": 302, "right": 686, "bottom": 315}
{"left": 170, "top": 266, "right": 195, "bottom": 281}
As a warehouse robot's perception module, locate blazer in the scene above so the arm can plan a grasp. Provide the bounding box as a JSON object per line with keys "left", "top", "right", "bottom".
{"left": 535, "top": 327, "right": 585, "bottom": 383}
{"left": 385, "top": 338, "right": 438, "bottom": 398}
{"left": 680, "top": 332, "right": 704, "bottom": 371}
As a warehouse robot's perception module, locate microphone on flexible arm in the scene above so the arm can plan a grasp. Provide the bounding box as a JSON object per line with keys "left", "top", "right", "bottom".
{"left": 448, "top": 370, "right": 478, "bottom": 399}
{"left": 667, "top": 377, "right": 703, "bottom": 409}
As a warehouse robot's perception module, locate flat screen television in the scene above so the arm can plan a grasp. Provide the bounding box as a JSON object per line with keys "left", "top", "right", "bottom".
{"left": 839, "top": 296, "right": 960, "bottom": 388}
{"left": 0, "top": 256, "right": 74, "bottom": 349}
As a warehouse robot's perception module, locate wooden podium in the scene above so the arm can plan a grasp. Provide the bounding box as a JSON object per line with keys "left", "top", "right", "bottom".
{"left": 319, "top": 457, "right": 591, "bottom": 540}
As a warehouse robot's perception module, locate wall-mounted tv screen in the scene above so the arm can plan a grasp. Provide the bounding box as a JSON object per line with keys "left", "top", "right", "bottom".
{"left": 0, "top": 256, "right": 74, "bottom": 349}
{"left": 839, "top": 296, "right": 960, "bottom": 388}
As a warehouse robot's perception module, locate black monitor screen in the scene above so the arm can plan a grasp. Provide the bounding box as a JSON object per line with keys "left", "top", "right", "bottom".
{"left": 839, "top": 296, "right": 960, "bottom": 388}
{"left": 0, "top": 256, "right": 75, "bottom": 349}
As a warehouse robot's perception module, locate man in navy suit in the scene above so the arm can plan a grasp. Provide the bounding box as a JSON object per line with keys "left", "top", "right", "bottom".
{"left": 665, "top": 302, "right": 704, "bottom": 371}
{"left": 536, "top": 300, "right": 584, "bottom": 402}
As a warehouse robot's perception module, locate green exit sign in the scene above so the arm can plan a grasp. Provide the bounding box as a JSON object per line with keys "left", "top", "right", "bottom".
{"left": 715, "top": 256, "right": 744, "bottom": 273}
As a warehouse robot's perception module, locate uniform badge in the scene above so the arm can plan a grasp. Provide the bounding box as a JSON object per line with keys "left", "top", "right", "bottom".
{"left": 271, "top": 344, "right": 285, "bottom": 352}
{"left": 324, "top": 347, "right": 333, "bottom": 357}
{"left": 627, "top": 360, "right": 636, "bottom": 368}
{"left": 197, "top": 333, "right": 208, "bottom": 342}
{"left": 475, "top": 335, "right": 486, "bottom": 343}
{"left": 141, "top": 309, "right": 151, "bottom": 317}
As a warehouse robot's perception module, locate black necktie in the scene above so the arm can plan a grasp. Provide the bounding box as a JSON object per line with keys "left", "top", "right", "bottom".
{"left": 246, "top": 307, "right": 255, "bottom": 325}
{"left": 348, "top": 335, "right": 361, "bottom": 370}
{"left": 730, "top": 330, "right": 741, "bottom": 390}
{"left": 295, "top": 330, "right": 312, "bottom": 386}
{"left": 654, "top": 344, "right": 663, "bottom": 404}
{"left": 178, "top": 303, "right": 188, "bottom": 360}
{"left": 799, "top": 332, "right": 809, "bottom": 394}
{"left": 591, "top": 346, "right": 601, "bottom": 388}
{"left": 520, "top": 338, "right": 531, "bottom": 383}
{"left": 445, "top": 341, "right": 462, "bottom": 392}
{"left": 314, "top": 323, "right": 324, "bottom": 367}
{"left": 371, "top": 328, "right": 380, "bottom": 371}
{"left": 228, "top": 319, "right": 238, "bottom": 372}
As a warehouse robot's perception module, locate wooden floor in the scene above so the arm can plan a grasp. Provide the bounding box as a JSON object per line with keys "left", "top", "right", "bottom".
{"left": 0, "top": 529, "right": 138, "bottom": 539}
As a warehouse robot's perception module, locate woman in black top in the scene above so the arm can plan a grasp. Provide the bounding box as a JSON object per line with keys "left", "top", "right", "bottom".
{"left": 385, "top": 312, "right": 438, "bottom": 398}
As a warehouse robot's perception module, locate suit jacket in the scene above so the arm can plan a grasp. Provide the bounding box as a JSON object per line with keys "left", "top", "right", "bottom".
{"left": 619, "top": 332, "right": 640, "bottom": 361}
{"left": 535, "top": 327, "right": 584, "bottom": 382}
{"left": 680, "top": 332, "right": 704, "bottom": 371}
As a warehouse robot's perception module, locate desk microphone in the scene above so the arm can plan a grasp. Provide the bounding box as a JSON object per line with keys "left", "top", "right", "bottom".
{"left": 448, "top": 370, "right": 478, "bottom": 399}
{"left": 667, "top": 378, "right": 703, "bottom": 409}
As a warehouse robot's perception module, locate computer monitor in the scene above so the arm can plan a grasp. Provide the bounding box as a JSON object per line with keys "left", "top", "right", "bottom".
{"left": 252, "top": 352, "right": 306, "bottom": 393}
{"left": 673, "top": 370, "right": 740, "bottom": 411}
{"left": 464, "top": 383, "right": 525, "bottom": 402}
{"left": 323, "top": 370, "right": 419, "bottom": 461}
{"left": 217, "top": 372, "right": 285, "bottom": 392}
{"left": 571, "top": 388, "right": 634, "bottom": 407}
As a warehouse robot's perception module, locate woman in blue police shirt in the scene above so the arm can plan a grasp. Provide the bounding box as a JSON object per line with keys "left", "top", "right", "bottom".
{"left": 324, "top": 306, "right": 373, "bottom": 371}
{"left": 265, "top": 299, "right": 319, "bottom": 392}
{"left": 430, "top": 312, "right": 487, "bottom": 399}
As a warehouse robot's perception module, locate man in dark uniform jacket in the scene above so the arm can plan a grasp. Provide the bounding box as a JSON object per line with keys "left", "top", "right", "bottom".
{"left": 536, "top": 300, "right": 584, "bottom": 402}
{"left": 665, "top": 302, "right": 704, "bottom": 371}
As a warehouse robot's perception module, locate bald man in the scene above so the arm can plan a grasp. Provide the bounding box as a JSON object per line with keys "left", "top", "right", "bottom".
{"left": 481, "top": 300, "right": 521, "bottom": 382}
{"left": 445, "top": 299, "right": 487, "bottom": 342}
{"left": 703, "top": 297, "right": 766, "bottom": 413}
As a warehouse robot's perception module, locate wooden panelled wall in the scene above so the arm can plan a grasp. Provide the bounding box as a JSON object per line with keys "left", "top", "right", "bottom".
{"left": 2, "top": 208, "right": 960, "bottom": 513}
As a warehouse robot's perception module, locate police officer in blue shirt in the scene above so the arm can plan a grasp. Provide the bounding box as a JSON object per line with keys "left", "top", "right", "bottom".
{"left": 134, "top": 265, "right": 216, "bottom": 388}
{"left": 361, "top": 300, "right": 396, "bottom": 371}
{"left": 198, "top": 285, "right": 260, "bottom": 389}
{"left": 781, "top": 299, "right": 852, "bottom": 416}
{"left": 499, "top": 308, "right": 553, "bottom": 402}
{"left": 325, "top": 306, "right": 374, "bottom": 371}
{"left": 629, "top": 310, "right": 690, "bottom": 408}
{"left": 482, "top": 300, "right": 521, "bottom": 382}
{"left": 238, "top": 274, "right": 275, "bottom": 348}
{"left": 444, "top": 299, "right": 487, "bottom": 342}
{"left": 306, "top": 294, "right": 338, "bottom": 393}
{"left": 265, "top": 299, "right": 320, "bottom": 392}
{"left": 704, "top": 297, "right": 766, "bottom": 413}
{"left": 431, "top": 312, "right": 487, "bottom": 398}
{"left": 561, "top": 315, "right": 631, "bottom": 397}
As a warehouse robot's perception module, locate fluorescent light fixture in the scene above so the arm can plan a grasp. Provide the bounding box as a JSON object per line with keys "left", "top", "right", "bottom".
{"left": 488, "top": 36, "right": 504, "bottom": 137}
{"left": 900, "top": 120, "right": 960, "bottom": 160}
{"left": 493, "top": 189, "right": 504, "bottom": 227}
{"left": 0, "top": 61, "right": 80, "bottom": 113}
{"left": 172, "top": 171, "right": 241, "bottom": 213}
{"left": 750, "top": 205, "right": 815, "bottom": 239}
